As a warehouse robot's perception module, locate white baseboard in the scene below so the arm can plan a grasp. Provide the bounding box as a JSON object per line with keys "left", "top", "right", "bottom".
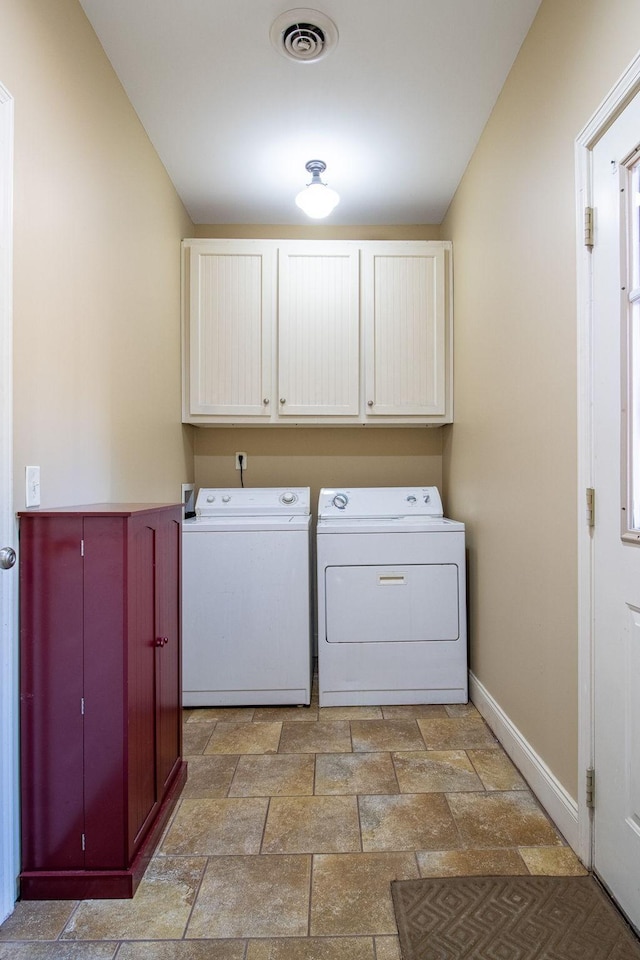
{"left": 469, "top": 672, "right": 580, "bottom": 854}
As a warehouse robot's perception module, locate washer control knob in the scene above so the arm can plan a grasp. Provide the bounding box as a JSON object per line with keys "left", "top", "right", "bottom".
{"left": 280, "top": 491, "right": 297, "bottom": 505}
{"left": 407, "top": 495, "right": 417, "bottom": 503}
{"left": 424, "top": 494, "right": 431, "bottom": 503}
{"left": 222, "top": 495, "right": 231, "bottom": 503}
{"left": 332, "top": 493, "right": 349, "bottom": 510}
{"left": 206, "top": 495, "right": 215, "bottom": 503}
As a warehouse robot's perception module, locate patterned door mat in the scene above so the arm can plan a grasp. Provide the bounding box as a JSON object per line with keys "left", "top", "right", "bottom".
{"left": 391, "top": 875, "right": 640, "bottom": 959}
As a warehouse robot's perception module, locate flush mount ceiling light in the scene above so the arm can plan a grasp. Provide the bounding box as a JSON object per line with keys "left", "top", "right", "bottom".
{"left": 270, "top": 9, "right": 338, "bottom": 63}
{"left": 295, "top": 160, "right": 340, "bottom": 219}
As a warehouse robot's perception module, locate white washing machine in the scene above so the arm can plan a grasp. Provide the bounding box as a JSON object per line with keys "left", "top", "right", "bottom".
{"left": 317, "top": 486, "right": 467, "bottom": 706}
{"left": 183, "top": 487, "right": 312, "bottom": 706}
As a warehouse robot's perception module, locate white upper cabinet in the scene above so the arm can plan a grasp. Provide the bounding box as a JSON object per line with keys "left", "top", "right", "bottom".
{"left": 184, "top": 241, "right": 274, "bottom": 418}
{"left": 362, "top": 243, "right": 448, "bottom": 418}
{"left": 277, "top": 243, "right": 359, "bottom": 418}
{"left": 182, "top": 239, "right": 452, "bottom": 425}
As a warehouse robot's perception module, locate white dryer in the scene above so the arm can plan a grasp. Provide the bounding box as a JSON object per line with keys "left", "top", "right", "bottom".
{"left": 183, "top": 487, "right": 312, "bottom": 706}
{"left": 317, "top": 486, "right": 467, "bottom": 706}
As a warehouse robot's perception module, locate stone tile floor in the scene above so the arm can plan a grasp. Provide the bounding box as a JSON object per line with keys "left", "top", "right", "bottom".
{"left": 0, "top": 691, "right": 587, "bottom": 960}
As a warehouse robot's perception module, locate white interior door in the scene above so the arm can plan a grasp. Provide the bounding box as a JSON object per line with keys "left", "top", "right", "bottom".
{"left": 0, "top": 81, "right": 18, "bottom": 922}
{"left": 592, "top": 86, "right": 640, "bottom": 931}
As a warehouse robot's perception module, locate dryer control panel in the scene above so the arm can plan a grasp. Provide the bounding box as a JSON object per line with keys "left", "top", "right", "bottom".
{"left": 318, "top": 486, "right": 443, "bottom": 520}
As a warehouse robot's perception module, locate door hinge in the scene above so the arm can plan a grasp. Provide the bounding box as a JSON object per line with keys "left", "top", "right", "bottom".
{"left": 584, "top": 206, "right": 594, "bottom": 247}
{"left": 586, "top": 487, "right": 595, "bottom": 527}
{"left": 81, "top": 833, "right": 86, "bottom": 851}
{"left": 586, "top": 767, "right": 595, "bottom": 809}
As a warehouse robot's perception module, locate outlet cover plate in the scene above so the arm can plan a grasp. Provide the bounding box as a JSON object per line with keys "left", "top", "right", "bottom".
{"left": 25, "top": 465, "right": 40, "bottom": 507}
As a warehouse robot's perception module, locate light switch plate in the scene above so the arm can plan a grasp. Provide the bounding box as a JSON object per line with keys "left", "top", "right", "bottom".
{"left": 25, "top": 465, "right": 40, "bottom": 507}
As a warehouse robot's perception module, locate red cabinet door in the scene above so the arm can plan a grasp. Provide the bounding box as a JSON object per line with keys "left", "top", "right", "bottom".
{"left": 20, "top": 516, "right": 85, "bottom": 871}
{"left": 126, "top": 517, "right": 159, "bottom": 856}
{"left": 83, "top": 516, "right": 127, "bottom": 869}
{"left": 155, "top": 511, "right": 182, "bottom": 797}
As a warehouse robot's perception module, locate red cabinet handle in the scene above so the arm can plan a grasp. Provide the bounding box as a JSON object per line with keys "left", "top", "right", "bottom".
{"left": 155, "top": 637, "right": 169, "bottom": 647}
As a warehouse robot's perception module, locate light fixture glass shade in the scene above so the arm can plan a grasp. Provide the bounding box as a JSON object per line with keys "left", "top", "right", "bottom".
{"left": 295, "top": 182, "right": 340, "bottom": 218}
{"left": 295, "top": 160, "right": 340, "bottom": 219}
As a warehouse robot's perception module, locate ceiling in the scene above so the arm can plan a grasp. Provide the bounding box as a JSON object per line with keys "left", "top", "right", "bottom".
{"left": 78, "top": 0, "right": 542, "bottom": 226}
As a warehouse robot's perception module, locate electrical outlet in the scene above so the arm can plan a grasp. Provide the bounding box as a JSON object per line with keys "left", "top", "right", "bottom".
{"left": 25, "top": 465, "right": 41, "bottom": 507}
{"left": 235, "top": 451, "right": 248, "bottom": 471}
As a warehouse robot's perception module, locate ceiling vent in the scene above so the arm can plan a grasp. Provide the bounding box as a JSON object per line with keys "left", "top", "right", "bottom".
{"left": 270, "top": 9, "right": 338, "bottom": 63}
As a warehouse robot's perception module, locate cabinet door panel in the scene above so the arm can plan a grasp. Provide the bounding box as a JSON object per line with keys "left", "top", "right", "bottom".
{"left": 278, "top": 244, "right": 359, "bottom": 416}
{"left": 155, "top": 512, "right": 182, "bottom": 796}
{"left": 127, "top": 520, "right": 158, "bottom": 854}
{"left": 83, "top": 517, "right": 126, "bottom": 869}
{"left": 363, "top": 244, "right": 447, "bottom": 417}
{"left": 189, "top": 244, "right": 273, "bottom": 416}
{"left": 20, "top": 517, "right": 85, "bottom": 871}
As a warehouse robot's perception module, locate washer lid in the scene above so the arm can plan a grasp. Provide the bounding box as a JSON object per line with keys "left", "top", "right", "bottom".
{"left": 318, "top": 486, "right": 443, "bottom": 520}
{"left": 184, "top": 514, "right": 311, "bottom": 532}
{"left": 196, "top": 487, "right": 310, "bottom": 517}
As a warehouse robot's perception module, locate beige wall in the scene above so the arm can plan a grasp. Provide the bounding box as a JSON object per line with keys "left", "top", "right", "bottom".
{"left": 194, "top": 428, "right": 444, "bottom": 519}
{"left": 442, "top": 0, "right": 640, "bottom": 796}
{"left": 3, "top": 0, "right": 194, "bottom": 510}
{"left": 194, "top": 224, "right": 442, "bottom": 241}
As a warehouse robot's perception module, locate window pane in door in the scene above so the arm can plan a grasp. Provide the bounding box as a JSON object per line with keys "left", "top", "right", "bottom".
{"left": 626, "top": 160, "right": 640, "bottom": 534}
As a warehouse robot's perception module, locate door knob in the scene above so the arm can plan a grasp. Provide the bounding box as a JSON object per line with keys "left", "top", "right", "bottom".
{"left": 0, "top": 547, "right": 16, "bottom": 570}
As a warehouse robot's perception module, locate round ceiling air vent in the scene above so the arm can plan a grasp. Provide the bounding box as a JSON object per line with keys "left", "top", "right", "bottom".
{"left": 270, "top": 9, "right": 338, "bottom": 63}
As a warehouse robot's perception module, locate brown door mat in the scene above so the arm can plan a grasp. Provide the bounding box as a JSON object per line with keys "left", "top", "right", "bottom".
{"left": 391, "top": 874, "right": 640, "bottom": 959}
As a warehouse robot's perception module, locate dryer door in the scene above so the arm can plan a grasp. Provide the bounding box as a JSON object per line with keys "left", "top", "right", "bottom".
{"left": 324, "top": 563, "right": 460, "bottom": 643}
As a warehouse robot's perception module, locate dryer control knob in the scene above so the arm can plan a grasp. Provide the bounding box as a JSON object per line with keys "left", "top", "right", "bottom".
{"left": 407, "top": 495, "right": 417, "bottom": 503}
{"left": 424, "top": 494, "right": 431, "bottom": 503}
{"left": 332, "top": 493, "right": 349, "bottom": 510}
{"left": 222, "top": 495, "right": 231, "bottom": 503}
{"left": 206, "top": 495, "right": 215, "bottom": 503}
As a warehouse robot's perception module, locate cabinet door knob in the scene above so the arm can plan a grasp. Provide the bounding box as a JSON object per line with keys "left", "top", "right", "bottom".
{"left": 263, "top": 398, "right": 269, "bottom": 405}
{"left": 155, "top": 637, "right": 168, "bottom": 647}
{"left": 280, "top": 398, "right": 286, "bottom": 405}
{"left": 367, "top": 400, "right": 374, "bottom": 407}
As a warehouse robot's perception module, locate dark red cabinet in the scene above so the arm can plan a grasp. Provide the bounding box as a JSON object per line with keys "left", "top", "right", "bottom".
{"left": 18, "top": 504, "right": 187, "bottom": 899}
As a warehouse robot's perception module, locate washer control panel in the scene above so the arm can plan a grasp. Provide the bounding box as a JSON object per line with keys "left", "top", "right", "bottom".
{"left": 196, "top": 487, "right": 310, "bottom": 517}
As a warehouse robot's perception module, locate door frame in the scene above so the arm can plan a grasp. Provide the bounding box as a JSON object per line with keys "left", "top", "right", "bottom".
{"left": 575, "top": 50, "right": 640, "bottom": 868}
{"left": 0, "top": 79, "right": 18, "bottom": 922}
